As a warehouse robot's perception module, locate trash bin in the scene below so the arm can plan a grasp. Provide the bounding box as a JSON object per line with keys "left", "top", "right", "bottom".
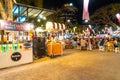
{"left": 33, "top": 37, "right": 46, "bottom": 59}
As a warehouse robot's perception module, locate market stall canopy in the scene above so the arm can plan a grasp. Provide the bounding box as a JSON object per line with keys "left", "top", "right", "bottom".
{"left": 13, "top": 1, "right": 55, "bottom": 22}
{"left": 46, "top": 22, "right": 66, "bottom": 32}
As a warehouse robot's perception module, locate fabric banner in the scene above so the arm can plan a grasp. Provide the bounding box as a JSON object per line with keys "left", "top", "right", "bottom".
{"left": 82, "top": 0, "right": 90, "bottom": 20}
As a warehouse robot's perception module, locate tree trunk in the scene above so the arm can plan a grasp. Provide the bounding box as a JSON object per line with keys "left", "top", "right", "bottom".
{"left": 0, "top": 1, "right": 7, "bottom": 20}
{"left": 0, "top": 0, "right": 13, "bottom": 43}
{"left": 5, "top": 0, "right": 13, "bottom": 21}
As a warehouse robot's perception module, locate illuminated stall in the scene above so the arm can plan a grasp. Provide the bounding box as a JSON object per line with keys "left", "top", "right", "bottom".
{"left": 0, "top": 19, "right": 34, "bottom": 69}
{"left": 46, "top": 22, "right": 66, "bottom": 32}
{"left": 46, "top": 22, "right": 66, "bottom": 57}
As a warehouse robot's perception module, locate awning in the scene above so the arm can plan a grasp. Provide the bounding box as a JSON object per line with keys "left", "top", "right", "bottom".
{"left": 46, "top": 22, "right": 66, "bottom": 32}
{"left": 13, "top": 1, "right": 55, "bottom": 22}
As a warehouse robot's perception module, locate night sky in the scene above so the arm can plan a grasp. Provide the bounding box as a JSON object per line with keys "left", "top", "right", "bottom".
{"left": 44, "top": 0, "right": 120, "bottom": 23}
{"left": 44, "top": 0, "right": 120, "bottom": 14}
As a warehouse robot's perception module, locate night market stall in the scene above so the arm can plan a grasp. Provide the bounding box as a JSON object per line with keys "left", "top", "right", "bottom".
{"left": 0, "top": 19, "right": 34, "bottom": 69}
{"left": 46, "top": 21, "right": 66, "bottom": 57}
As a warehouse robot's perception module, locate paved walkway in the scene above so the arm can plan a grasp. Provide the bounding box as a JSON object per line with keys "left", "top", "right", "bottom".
{"left": 0, "top": 49, "right": 120, "bottom": 80}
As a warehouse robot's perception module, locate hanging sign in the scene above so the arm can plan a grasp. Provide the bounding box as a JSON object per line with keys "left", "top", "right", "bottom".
{"left": 12, "top": 44, "right": 18, "bottom": 51}
{"left": 1, "top": 44, "right": 8, "bottom": 53}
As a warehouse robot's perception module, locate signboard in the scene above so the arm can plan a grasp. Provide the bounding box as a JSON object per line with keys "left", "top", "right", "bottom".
{"left": 0, "top": 19, "right": 34, "bottom": 31}
{"left": 11, "top": 52, "right": 22, "bottom": 61}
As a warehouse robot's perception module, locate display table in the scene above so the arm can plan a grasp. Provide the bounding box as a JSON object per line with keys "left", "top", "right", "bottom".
{"left": 47, "top": 42, "right": 63, "bottom": 56}
{"left": 0, "top": 43, "right": 33, "bottom": 69}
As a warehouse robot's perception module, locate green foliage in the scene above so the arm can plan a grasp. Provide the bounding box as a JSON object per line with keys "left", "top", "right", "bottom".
{"left": 90, "top": 3, "right": 120, "bottom": 30}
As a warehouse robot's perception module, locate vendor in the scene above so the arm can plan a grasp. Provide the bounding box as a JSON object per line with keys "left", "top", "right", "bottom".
{"left": 46, "top": 36, "right": 52, "bottom": 44}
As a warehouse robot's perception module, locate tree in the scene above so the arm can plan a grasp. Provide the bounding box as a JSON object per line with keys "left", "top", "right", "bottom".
{"left": 47, "top": 5, "right": 78, "bottom": 29}
{"left": 90, "top": 3, "right": 120, "bottom": 30}
{"left": 0, "top": 0, "right": 7, "bottom": 20}
{"left": 5, "top": 0, "right": 13, "bottom": 20}
{"left": 0, "top": 0, "right": 13, "bottom": 20}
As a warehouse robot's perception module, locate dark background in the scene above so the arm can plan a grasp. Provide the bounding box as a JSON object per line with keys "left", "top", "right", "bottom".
{"left": 44, "top": 0, "right": 120, "bottom": 13}
{"left": 44, "top": 0, "right": 120, "bottom": 22}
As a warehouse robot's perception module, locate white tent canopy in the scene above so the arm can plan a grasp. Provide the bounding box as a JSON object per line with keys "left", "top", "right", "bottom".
{"left": 46, "top": 22, "right": 66, "bottom": 32}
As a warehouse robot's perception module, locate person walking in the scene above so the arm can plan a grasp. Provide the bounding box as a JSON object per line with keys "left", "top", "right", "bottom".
{"left": 99, "top": 38, "right": 105, "bottom": 51}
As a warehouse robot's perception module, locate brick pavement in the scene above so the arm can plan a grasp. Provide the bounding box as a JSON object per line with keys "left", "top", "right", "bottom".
{"left": 0, "top": 49, "right": 120, "bottom": 80}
